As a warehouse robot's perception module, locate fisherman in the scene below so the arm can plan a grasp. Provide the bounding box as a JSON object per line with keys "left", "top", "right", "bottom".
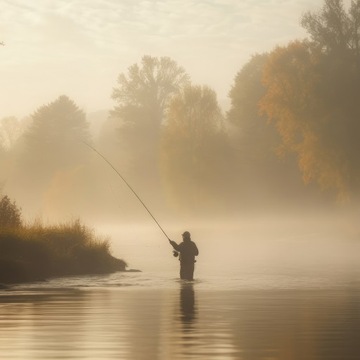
{"left": 169, "top": 231, "right": 199, "bottom": 281}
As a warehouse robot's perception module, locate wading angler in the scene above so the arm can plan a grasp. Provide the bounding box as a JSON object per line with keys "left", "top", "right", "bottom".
{"left": 170, "top": 231, "right": 199, "bottom": 281}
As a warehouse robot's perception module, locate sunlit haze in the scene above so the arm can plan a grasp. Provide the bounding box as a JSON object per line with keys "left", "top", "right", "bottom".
{"left": 0, "top": 0, "right": 323, "bottom": 118}
{"left": 1, "top": 1, "right": 360, "bottom": 359}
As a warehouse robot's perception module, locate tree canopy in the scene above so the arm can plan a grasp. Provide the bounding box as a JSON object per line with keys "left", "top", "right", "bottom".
{"left": 110, "top": 55, "right": 191, "bottom": 197}
{"left": 261, "top": 0, "right": 360, "bottom": 202}
{"left": 112, "top": 55, "right": 190, "bottom": 120}
{"left": 9, "top": 96, "right": 92, "bottom": 214}
{"left": 3, "top": 0, "right": 360, "bottom": 219}
{"left": 161, "top": 85, "right": 232, "bottom": 210}
{"left": 301, "top": 0, "right": 360, "bottom": 55}
{"left": 0, "top": 195, "right": 22, "bottom": 228}
{"left": 23, "top": 95, "right": 90, "bottom": 172}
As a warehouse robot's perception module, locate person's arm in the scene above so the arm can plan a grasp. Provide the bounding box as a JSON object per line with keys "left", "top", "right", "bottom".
{"left": 169, "top": 239, "right": 180, "bottom": 251}
{"left": 193, "top": 242, "right": 199, "bottom": 256}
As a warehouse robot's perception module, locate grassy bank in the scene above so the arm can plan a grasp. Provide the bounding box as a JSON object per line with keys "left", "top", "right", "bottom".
{"left": 0, "top": 219, "right": 127, "bottom": 284}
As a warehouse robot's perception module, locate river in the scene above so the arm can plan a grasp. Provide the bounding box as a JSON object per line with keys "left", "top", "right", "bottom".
{"left": 1, "top": 218, "right": 360, "bottom": 359}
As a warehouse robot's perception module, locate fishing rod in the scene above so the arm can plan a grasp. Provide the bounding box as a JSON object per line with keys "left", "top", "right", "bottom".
{"left": 83, "top": 142, "right": 171, "bottom": 241}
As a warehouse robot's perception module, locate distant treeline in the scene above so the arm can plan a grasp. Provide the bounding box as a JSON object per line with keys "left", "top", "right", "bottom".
{"left": 1, "top": 0, "right": 359, "bottom": 220}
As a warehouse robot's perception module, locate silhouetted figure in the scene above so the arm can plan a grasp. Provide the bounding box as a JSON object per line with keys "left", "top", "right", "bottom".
{"left": 169, "top": 231, "right": 199, "bottom": 280}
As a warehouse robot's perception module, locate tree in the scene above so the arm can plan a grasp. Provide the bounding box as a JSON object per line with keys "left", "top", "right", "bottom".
{"left": 161, "top": 85, "right": 232, "bottom": 211}
{"left": 23, "top": 95, "right": 91, "bottom": 172}
{"left": 227, "top": 53, "right": 309, "bottom": 207}
{"left": 301, "top": 0, "right": 360, "bottom": 200}
{"left": 228, "top": 54, "right": 269, "bottom": 124}
{"left": 0, "top": 195, "right": 22, "bottom": 228}
{"left": 261, "top": 36, "right": 360, "bottom": 202}
{"left": 12, "top": 96, "right": 92, "bottom": 213}
{"left": 259, "top": 0, "right": 360, "bottom": 203}
{"left": 301, "top": 0, "right": 360, "bottom": 55}
{"left": 227, "top": 54, "right": 278, "bottom": 170}
{"left": 110, "top": 56, "right": 190, "bottom": 195}
{"left": 112, "top": 56, "right": 190, "bottom": 125}
{"left": 0, "top": 116, "right": 22, "bottom": 150}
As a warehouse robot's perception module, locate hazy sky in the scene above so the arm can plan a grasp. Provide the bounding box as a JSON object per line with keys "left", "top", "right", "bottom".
{"left": 1, "top": 0, "right": 332, "bottom": 119}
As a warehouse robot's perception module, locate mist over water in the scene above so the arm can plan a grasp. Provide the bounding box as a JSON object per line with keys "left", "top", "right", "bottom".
{"left": 1, "top": 211, "right": 360, "bottom": 359}
{"left": 102, "top": 211, "right": 360, "bottom": 285}
{"left": 2, "top": 2, "right": 360, "bottom": 357}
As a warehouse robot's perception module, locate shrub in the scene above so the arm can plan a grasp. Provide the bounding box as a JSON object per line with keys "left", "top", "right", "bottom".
{"left": 0, "top": 218, "right": 127, "bottom": 283}
{"left": 0, "top": 195, "right": 22, "bottom": 228}
{"left": 0, "top": 194, "right": 128, "bottom": 284}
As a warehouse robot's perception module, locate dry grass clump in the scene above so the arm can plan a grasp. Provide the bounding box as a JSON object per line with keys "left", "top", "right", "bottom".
{"left": 0, "top": 218, "right": 127, "bottom": 284}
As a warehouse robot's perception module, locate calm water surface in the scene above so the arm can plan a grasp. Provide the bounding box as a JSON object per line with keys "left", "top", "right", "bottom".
{"left": 1, "top": 270, "right": 360, "bottom": 359}
{"left": 1, "top": 223, "right": 360, "bottom": 359}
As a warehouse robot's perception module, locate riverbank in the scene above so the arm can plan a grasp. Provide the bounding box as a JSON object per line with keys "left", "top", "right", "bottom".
{"left": 0, "top": 219, "right": 127, "bottom": 284}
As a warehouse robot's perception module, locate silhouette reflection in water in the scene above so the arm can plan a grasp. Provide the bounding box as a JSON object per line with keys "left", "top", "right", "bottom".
{"left": 180, "top": 282, "right": 197, "bottom": 326}
{"left": 174, "top": 282, "right": 199, "bottom": 358}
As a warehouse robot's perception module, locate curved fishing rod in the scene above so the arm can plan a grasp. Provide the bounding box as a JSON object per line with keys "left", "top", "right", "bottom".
{"left": 83, "top": 142, "right": 170, "bottom": 241}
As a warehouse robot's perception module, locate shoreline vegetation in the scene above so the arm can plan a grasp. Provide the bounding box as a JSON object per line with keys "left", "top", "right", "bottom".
{"left": 0, "top": 195, "right": 127, "bottom": 285}
{"left": 0, "top": 219, "right": 127, "bottom": 285}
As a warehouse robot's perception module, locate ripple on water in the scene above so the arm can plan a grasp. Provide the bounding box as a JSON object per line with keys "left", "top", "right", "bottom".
{"left": 1, "top": 270, "right": 360, "bottom": 360}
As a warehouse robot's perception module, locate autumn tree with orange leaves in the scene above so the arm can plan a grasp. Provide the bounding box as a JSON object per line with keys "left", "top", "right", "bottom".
{"left": 261, "top": 0, "right": 360, "bottom": 202}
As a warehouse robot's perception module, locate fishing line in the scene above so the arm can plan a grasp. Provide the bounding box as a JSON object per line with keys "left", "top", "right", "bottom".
{"left": 83, "top": 142, "right": 170, "bottom": 241}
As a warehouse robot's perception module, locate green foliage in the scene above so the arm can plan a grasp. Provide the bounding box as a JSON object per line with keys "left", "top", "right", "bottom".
{"left": 0, "top": 219, "right": 127, "bottom": 284}
{"left": 0, "top": 195, "right": 22, "bottom": 228}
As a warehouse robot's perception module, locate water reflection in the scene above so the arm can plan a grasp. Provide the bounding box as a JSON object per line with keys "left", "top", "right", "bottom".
{"left": 176, "top": 282, "right": 198, "bottom": 358}
{"left": 180, "top": 282, "right": 196, "bottom": 325}
{"left": 0, "top": 281, "right": 360, "bottom": 359}
{"left": 174, "top": 282, "right": 237, "bottom": 359}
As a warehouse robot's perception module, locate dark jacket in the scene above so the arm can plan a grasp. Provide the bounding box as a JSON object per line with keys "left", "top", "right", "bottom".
{"left": 170, "top": 240, "right": 199, "bottom": 263}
